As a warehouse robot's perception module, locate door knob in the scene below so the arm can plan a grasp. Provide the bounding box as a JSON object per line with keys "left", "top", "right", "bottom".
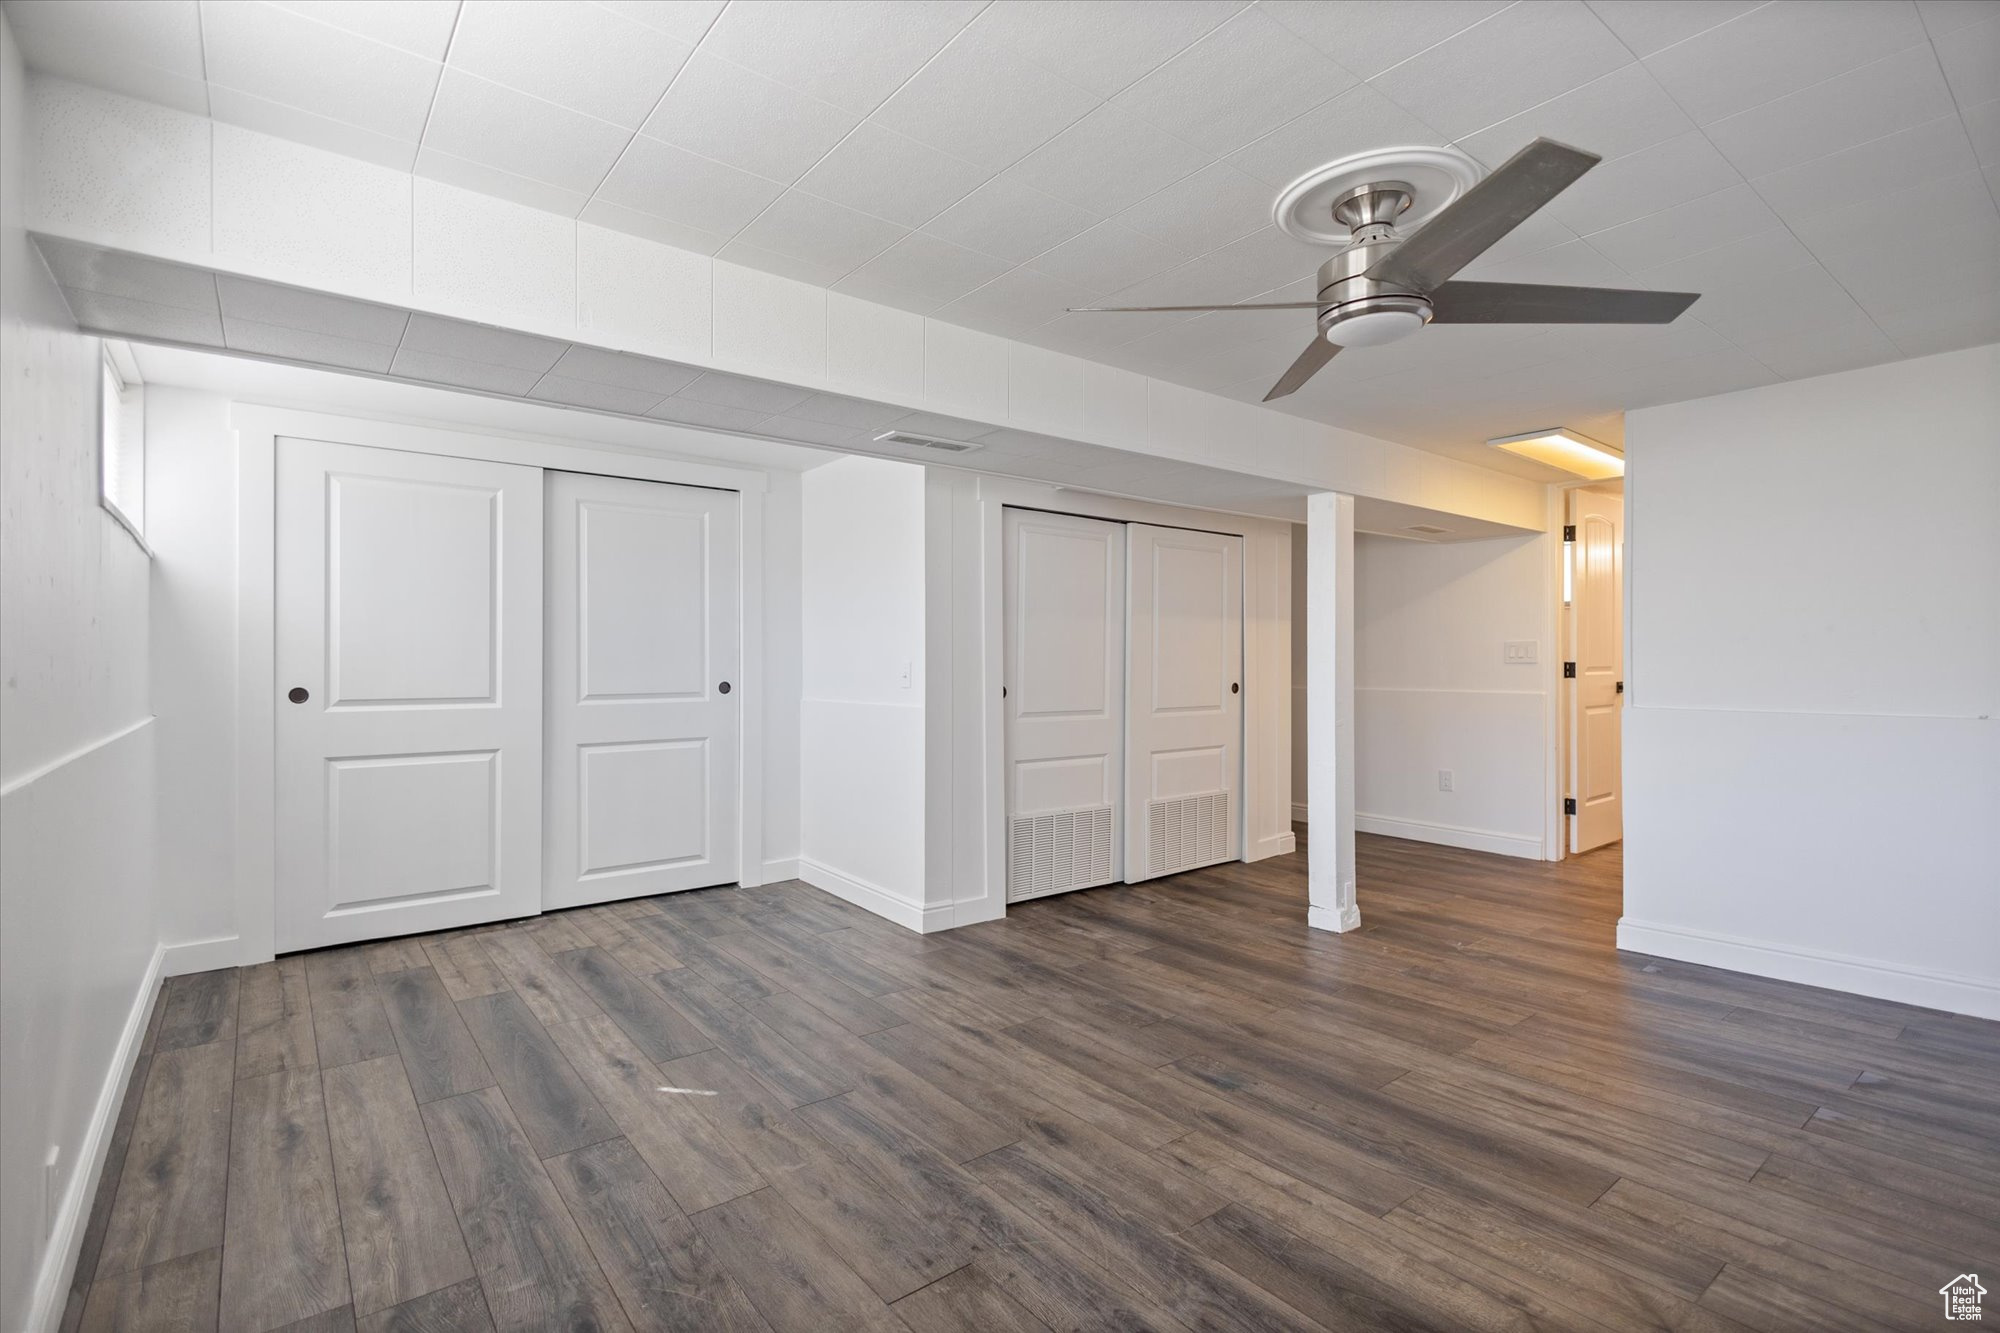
{"left": 287, "top": 686, "right": 310, "bottom": 704}
{"left": 718, "top": 681, "right": 732, "bottom": 694}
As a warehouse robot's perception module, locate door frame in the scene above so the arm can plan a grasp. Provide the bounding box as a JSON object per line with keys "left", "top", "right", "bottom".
{"left": 955, "top": 474, "right": 1293, "bottom": 930}
{"left": 233, "top": 404, "right": 771, "bottom": 966}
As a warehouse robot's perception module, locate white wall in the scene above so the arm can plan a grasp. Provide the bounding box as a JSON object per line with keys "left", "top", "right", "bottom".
{"left": 1623, "top": 343, "right": 2000, "bottom": 1019}
{"left": 1351, "top": 531, "right": 1553, "bottom": 858}
{"left": 799, "top": 456, "right": 929, "bottom": 924}
{"left": 0, "top": 16, "right": 158, "bottom": 1328}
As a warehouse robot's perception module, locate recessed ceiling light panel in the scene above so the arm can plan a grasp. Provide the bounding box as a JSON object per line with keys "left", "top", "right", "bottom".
{"left": 1488, "top": 427, "right": 1624, "bottom": 480}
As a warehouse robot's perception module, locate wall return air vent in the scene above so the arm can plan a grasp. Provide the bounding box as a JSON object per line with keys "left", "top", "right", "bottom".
{"left": 873, "top": 430, "right": 981, "bottom": 453}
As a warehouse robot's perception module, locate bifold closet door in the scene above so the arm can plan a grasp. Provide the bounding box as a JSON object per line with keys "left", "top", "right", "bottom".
{"left": 1003, "top": 509, "right": 1125, "bottom": 902}
{"left": 1125, "top": 523, "right": 1244, "bottom": 882}
{"left": 545, "top": 472, "right": 739, "bottom": 909}
{"left": 275, "top": 438, "right": 544, "bottom": 953}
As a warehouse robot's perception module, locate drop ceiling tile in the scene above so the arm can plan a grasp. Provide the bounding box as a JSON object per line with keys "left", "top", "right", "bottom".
{"left": 1200, "top": 226, "right": 1332, "bottom": 294}
{"left": 222, "top": 316, "right": 399, "bottom": 371}
{"left": 1456, "top": 62, "right": 1693, "bottom": 170}
{"left": 34, "top": 237, "right": 218, "bottom": 310}
{"left": 733, "top": 190, "right": 909, "bottom": 276}
{"left": 1024, "top": 309, "right": 1192, "bottom": 354}
{"left": 701, "top": 0, "right": 983, "bottom": 113}
{"left": 389, "top": 347, "right": 546, "bottom": 393}
{"left": 19, "top": 51, "right": 211, "bottom": 117}
{"left": 713, "top": 237, "right": 854, "bottom": 289}
{"left": 207, "top": 85, "right": 420, "bottom": 172}
{"left": 400, "top": 313, "right": 568, "bottom": 371}
{"left": 1113, "top": 160, "right": 1271, "bottom": 257}
{"left": 1966, "top": 98, "right": 2000, "bottom": 168}
{"left": 576, "top": 228, "right": 709, "bottom": 365}
{"left": 1262, "top": 0, "right": 1510, "bottom": 80}
{"left": 1463, "top": 210, "right": 1582, "bottom": 269}
{"left": 216, "top": 275, "right": 409, "bottom": 342}
{"left": 446, "top": 1, "right": 692, "bottom": 127}
{"left": 1115, "top": 7, "right": 1357, "bottom": 157}
{"left": 60, "top": 287, "right": 224, "bottom": 345}
{"left": 594, "top": 134, "right": 788, "bottom": 239}
{"left": 835, "top": 232, "right": 1015, "bottom": 310}
{"left": 1874, "top": 282, "right": 2000, "bottom": 354}
{"left": 786, "top": 392, "right": 908, "bottom": 430}
{"left": 1584, "top": 182, "right": 1781, "bottom": 270}
{"left": 8, "top": 0, "right": 204, "bottom": 72}
{"left": 924, "top": 176, "right": 1096, "bottom": 264}
{"left": 884, "top": 410, "right": 1000, "bottom": 440}
{"left": 1582, "top": 0, "right": 1765, "bottom": 57}
{"left": 1703, "top": 44, "right": 1957, "bottom": 180}
{"left": 970, "top": 0, "right": 1242, "bottom": 98}
{"left": 641, "top": 51, "right": 862, "bottom": 183}
{"left": 1688, "top": 261, "right": 1866, "bottom": 343}
{"left": 1640, "top": 0, "right": 1930, "bottom": 125}
{"left": 524, "top": 374, "right": 667, "bottom": 414}
{"left": 1008, "top": 102, "right": 1212, "bottom": 216}
{"left": 1786, "top": 168, "right": 1999, "bottom": 257}
{"left": 1937, "top": 12, "right": 2000, "bottom": 108}
{"left": 577, "top": 197, "right": 730, "bottom": 254}
{"left": 1368, "top": 0, "right": 1628, "bottom": 140}
{"left": 1545, "top": 131, "right": 1742, "bottom": 235}
{"left": 644, "top": 397, "right": 773, "bottom": 431}
{"left": 548, "top": 344, "right": 701, "bottom": 395}
{"left": 1458, "top": 237, "right": 1632, "bottom": 286}
{"left": 794, "top": 122, "right": 991, "bottom": 228}
{"left": 1917, "top": 0, "right": 1998, "bottom": 38}
{"left": 932, "top": 265, "right": 1097, "bottom": 337}
{"left": 414, "top": 145, "right": 592, "bottom": 218}
{"left": 270, "top": 0, "right": 460, "bottom": 59}
{"left": 1025, "top": 220, "right": 1190, "bottom": 293}
{"left": 1737, "top": 314, "right": 1902, "bottom": 380}
{"left": 423, "top": 70, "right": 631, "bottom": 195}
{"left": 201, "top": 0, "right": 443, "bottom": 141}
{"left": 1751, "top": 115, "right": 1977, "bottom": 223}
{"left": 1627, "top": 227, "right": 1817, "bottom": 296}
{"left": 1821, "top": 214, "right": 2000, "bottom": 317}
{"left": 594, "top": 0, "right": 726, "bottom": 44}
{"left": 870, "top": 25, "right": 1102, "bottom": 168}
{"left": 677, "top": 370, "right": 812, "bottom": 413}
{"left": 1228, "top": 83, "right": 1446, "bottom": 188}
{"left": 758, "top": 415, "right": 871, "bottom": 448}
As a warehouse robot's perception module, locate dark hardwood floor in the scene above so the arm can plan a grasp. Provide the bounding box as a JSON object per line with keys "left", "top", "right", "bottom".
{"left": 62, "top": 833, "right": 2000, "bottom": 1331}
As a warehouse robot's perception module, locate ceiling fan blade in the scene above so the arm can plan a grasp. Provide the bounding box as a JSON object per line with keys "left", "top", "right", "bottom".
{"left": 1067, "top": 301, "right": 1325, "bottom": 312}
{"left": 1263, "top": 337, "right": 1341, "bottom": 401}
{"left": 1366, "top": 138, "right": 1600, "bottom": 292}
{"left": 1429, "top": 280, "right": 1699, "bottom": 324}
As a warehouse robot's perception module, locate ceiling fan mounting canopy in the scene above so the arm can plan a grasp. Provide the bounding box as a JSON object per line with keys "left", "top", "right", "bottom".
{"left": 1068, "top": 139, "right": 1702, "bottom": 402}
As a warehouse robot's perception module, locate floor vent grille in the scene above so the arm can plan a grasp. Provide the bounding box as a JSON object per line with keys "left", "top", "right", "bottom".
{"left": 1147, "top": 791, "right": 1230, "bottom": 876}
{"left": 1008, "top": 805, "right": 1115, "bottom": 902}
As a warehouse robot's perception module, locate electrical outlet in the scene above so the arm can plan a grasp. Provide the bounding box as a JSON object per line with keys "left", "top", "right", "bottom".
{"left": 1438, "top": 769, "right": 1453, "bottom": 792}
{"left": 898, "top": 659, "right": 912, "bottom": 690}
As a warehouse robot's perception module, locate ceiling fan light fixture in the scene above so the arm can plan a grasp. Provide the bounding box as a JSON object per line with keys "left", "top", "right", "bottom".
{"left": 1325, "top": 304, "right": 1429, "bottom": 347}
{"left": 1488, "top": 427, "right": 1624, "bottom": 480}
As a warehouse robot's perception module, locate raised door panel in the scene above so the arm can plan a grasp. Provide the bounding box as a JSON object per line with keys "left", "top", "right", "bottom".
{"left": 276, "top": 437, "right": 543, "bottom": 952}
{"left": 579, "top": 502, "right": 708, "bottom": 701}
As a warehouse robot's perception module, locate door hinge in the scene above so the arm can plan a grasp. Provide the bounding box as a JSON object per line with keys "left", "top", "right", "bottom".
{"left": 1564, "top": 798, "right": 1577, "bottom": 816}
{"left": 1562, "top": 661, "right": 1576, "bottom": 678}
{"left": 1562, "top": 524, "right": 1575, "bottom": 542}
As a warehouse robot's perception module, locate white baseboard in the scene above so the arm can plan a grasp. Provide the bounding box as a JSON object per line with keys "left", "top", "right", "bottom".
{"left": 1355, "top": 812, "right": 1542, "bottom": 860}
{"left": 1308, "top": 903, "right": 1362, "bottom": 933}
{"left": 753, "top": 858, "right": 801, "bottom": 886}
{"left": 797, "top": 858, "right": 950, "bottom": 934}
{"left": 26, "top": 942, "right": 166, "bottom": 1333}
{"left": 1248, "top": 831, "right": 1296, "bottom": 861}
{"left": 1617, "top": 917, "right": 2000, "bottom": 1021}
{"left": 1290, "top": 802, "right": 1308, "bottom": 823}
{"left": 161, "top": 935, "right": 245, "bottom": 977}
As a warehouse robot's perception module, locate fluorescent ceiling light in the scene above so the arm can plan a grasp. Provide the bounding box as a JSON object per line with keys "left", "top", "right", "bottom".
{"left": 1488, "top": 427, "right": 1624, "bottom": 480}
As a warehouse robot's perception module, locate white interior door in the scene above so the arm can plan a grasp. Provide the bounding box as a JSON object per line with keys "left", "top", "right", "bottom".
{"left": 545, "top": 472, "right": 738, "bottom": 909}
{"left": 1569, "top": 487, "right": 1624, "bottom": 852}
{"left": 1003, "top": 509, "right": 1124, "bottom": 902}
{"left": 1125, "top": 523, "right": 1244, "bottom": 882}
{"left": 275, "top": 438, "right": 543, "bottom": 952}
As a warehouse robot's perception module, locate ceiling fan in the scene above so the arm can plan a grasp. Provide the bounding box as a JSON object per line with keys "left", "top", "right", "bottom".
{"left": 1069, "top": 138, "right": 1700, "bottom": 401}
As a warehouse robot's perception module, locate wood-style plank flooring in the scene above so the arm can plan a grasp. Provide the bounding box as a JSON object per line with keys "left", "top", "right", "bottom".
{"left": 62, "top": 834, "right": 2000, "bottom": 1331}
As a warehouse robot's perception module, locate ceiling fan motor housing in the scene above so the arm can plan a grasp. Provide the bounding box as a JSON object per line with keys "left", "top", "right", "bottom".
{"left": 1316, "top": 227, "right": 1433, "bottom": 347}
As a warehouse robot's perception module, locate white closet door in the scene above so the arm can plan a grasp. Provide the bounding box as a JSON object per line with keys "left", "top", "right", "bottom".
{"left": 1125, "top": 523, "right": 1243, "bottom": 882}
{"left": 1569, "top": 487, "right": 1624, "bottom": 852}
{"left": 545, "top": 472, "right": 739, "bottom": 909}
{"left": 1003, "top": 509, "right": 1125, "bottom": 902}
{"left": 275, "top": 438, "right": 544, "bottom": 952}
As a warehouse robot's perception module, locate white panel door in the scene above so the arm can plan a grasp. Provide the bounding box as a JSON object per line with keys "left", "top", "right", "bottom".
{"left": 545, "top": 472, "right": 738, "bottom": 908}
{"left": 1003, "top": 509, "right": 1124, "bottom": 902}
{"left": 275, "top": 438, "right": 543, "bottom": 952}
{"left": 1569, "top": 488, "right": 1624, "bottom": 852}
{"left": 1126, "top": 523, "right": 1243, "bottom": 882}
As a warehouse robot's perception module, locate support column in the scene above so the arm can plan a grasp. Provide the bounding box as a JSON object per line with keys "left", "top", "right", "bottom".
{"left": 1306, "top": 492, "right": 1359, "bottom": 932}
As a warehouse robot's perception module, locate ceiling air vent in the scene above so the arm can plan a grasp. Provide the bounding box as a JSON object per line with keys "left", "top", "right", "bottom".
{"left": 873, "top": 430, "right": 981, "bottom": 454}
{"left": 1404, "top": 523, "right": 1450, "bottom": 535}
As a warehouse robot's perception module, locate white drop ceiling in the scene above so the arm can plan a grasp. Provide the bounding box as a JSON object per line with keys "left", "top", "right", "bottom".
{"left": 7, "top": 0, "right": 1999, "bottom": 471}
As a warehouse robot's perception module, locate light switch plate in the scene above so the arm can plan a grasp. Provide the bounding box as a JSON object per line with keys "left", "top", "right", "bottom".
{"left": 1503, "top": 640, "right": 1538, "bottom": 664}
